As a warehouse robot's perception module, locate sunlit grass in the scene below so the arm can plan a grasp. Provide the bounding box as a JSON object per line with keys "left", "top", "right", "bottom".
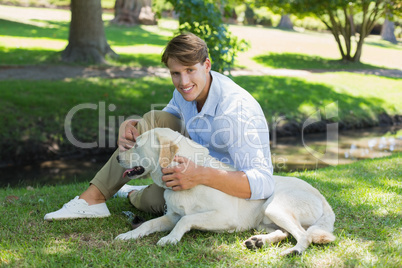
{"left": 0, "top": 154, "right": 400, "bottom": 266}
{"left": 254, "top": 52, "right": 382, "bottom": 70}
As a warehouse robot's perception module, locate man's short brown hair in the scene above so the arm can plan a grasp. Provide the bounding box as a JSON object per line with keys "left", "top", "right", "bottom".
{"left": 161, "top": 33, "right": 209, "bottom": 67}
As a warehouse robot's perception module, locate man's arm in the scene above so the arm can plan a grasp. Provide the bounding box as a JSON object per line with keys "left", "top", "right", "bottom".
{"left": 161, "top": 155, "right": 251, "bottom": 199}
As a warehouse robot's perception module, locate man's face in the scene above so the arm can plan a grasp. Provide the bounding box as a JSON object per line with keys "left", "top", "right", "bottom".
{"left": 167, "top": 58, "right": 212, "bottom": 109}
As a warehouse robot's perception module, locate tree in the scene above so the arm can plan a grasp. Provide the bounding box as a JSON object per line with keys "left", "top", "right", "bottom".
{"left": 260, "top": 0, "right": 402, "bottom": 63}
{"left": 62, "top": 0, "right": 116, "bottom": 64}
{"left": 381, "top": 18, "right": 397, "bottom": 43}
{"left": 277, "top": 14, "right": 294, "bottom": 29}
{"left": 167, "top": 0, "right": 248, "bottom": 73}
{"left": 111, "top": 0, "right": 157, "bottom": 26}
{"left": 381, "top": 5, "right": 398, "bottom": 43}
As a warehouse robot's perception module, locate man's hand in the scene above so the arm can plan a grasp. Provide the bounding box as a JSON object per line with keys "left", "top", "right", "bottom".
{"left": 161, "top": 156, "right": 205, "bottom": 191}
{"left": 118, "top": 119, "right": 140, "bottom": 151}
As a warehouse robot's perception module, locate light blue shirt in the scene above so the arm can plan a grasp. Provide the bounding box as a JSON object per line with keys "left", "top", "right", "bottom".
{"left": 163, "top": 71, "right": 274, "bottom": 200}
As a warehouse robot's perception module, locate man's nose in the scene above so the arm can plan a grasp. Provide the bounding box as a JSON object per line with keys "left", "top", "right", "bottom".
{"left": 180, "top": 74, "right": 190, "bottom": 86}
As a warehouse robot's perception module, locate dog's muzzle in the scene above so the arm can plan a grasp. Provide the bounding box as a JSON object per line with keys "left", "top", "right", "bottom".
{"left": 123, "top": 166, "right": 145, "bottom": 178}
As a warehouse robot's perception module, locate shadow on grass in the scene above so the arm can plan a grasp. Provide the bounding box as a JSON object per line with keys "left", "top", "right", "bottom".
{"left": 0, "top": 75, "right": 393, "bottom": 167}
{"left": 0, "top": 19, "right": 69, "bottom": 40}
{"left": 0, "top": 46, "right": 162, "bottom": 66}
{"left": 364, "top": 39, "right": 402, "bottom": 49}
{"left": 233, "top": 75, "right": 388, "bottom": 122}
{"left": 253, "top": 52, "right": 385, "bottom": 70}
{"left": 0, "top": 19, "right": 170, "bottom": 47}
{"left": 107, "top": 53, "right": 163, "bottom": 67}
{"left": 0, "top": 77, "right": 173, "bottom": 165}
{"left": 0, "top": 46, "right": 62, "bottom": 65}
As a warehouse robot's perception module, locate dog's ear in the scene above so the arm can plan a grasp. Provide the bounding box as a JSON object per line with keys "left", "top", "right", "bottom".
{"left": 157, "top": 135, "right": 179, "bottom": 168}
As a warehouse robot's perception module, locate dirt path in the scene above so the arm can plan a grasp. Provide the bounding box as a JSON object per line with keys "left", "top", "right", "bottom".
{"left": 1, "top": 64, "right": 401, "bottom": 80}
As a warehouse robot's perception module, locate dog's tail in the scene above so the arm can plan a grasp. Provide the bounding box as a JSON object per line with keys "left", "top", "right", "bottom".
{"left": 307, "top": 201, "right": 336, "bottom": 244}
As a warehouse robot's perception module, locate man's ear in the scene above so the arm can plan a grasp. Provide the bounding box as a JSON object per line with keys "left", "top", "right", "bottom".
{"left": 157, "top": 135, "right": 179, "bottom": 168}
{"left": 204, "top": 58, "right": 211, "bottom": 72}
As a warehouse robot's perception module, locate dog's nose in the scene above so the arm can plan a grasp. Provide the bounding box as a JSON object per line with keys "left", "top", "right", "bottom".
{"left": 116, "top": 155, "right": 120, "bottom": 163}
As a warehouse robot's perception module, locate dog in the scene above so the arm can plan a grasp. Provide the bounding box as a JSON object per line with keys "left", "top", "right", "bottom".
{"left": 115, "top": 128, "right": 335, "bottom": 256}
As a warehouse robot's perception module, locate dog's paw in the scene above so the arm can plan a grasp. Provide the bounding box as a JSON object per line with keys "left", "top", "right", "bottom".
{"left": 157, "top": 236, "right": 179, "bottom": 246}
{"left": 280, "top": 247, "right": 303, "bottom": 256}
{"left": 115, "top": 230, "right": 141, "bottom": 241}
{"left": 244, "top": 236, "right": 264, "bottom": 250}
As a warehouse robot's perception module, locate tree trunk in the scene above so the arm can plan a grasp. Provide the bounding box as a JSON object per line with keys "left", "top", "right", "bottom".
{"left": 381, "top": 18, "right": 397, "bottom": 43}
{"left": 111, "top": 0, "right": 156, "bottom": 26}
{"left": 277, "top": 14, "right": 293, "bottom": 30}
{"left": 348, "top": 5, "right": 356, "bottom": 36}
{"left": 62, "top": 0, "right": 116, "bottom": 64}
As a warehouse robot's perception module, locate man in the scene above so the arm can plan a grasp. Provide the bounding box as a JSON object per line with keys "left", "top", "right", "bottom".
{"left": 44, "top": 33, "right": 274, "bottom": 220}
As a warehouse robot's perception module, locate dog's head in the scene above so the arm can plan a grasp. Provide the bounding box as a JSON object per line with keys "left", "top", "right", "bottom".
{"left": 117, "top": 128, "right": 179, "bottom": 181}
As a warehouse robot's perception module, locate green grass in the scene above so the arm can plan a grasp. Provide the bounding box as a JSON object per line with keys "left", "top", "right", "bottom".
{"left": 0, "top": 154, "right": 401, "bottom": 267}
{"left": 254, "top": 52, "right": 382, "bottom": 70}
{"left": 0, "top": 46, "right": 62, "bottom": 64}
{"left": 0, "top": 0, "right": 116, "bottom": 9}
{"left": 233, "top": 73, "right": 401, "bottom": 122}
{"left": 0, "top": 18, "right": 170, "bottom": 66}
{"left": 1, "top": 73, "right": 400, "bottom": 162}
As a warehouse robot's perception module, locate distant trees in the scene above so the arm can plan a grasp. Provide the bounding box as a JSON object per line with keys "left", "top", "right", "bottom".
{"left": 111, "top": 0, "right": 156, "bottom": 26}
{"left": 62, "top": 0, "right": 116, "bottom": 63}
{"left": 381, "top": 18, "right": 397, "bottom": 43}
{"left": 259, "top": 0, "right": 402, "bottom": 63}
{"left": 277, "top": 14, "right": 293, "bottom": 30}
{"left": 381, "top": 5, "right": 398, "bottom": 43}
{"left": 62, "top": 0, "right": 245, "bottom": 72}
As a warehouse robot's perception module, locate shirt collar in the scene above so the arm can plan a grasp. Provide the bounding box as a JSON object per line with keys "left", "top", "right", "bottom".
{"left": 197, "top": 71, "right": 220, "bottom": 117}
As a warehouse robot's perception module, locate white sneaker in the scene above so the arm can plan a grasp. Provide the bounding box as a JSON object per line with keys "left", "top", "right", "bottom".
{"left": 44, "top": 196, "right": 111, "bottom": 221}
{"left": 113, "top": 184, "right": 149, "bottom": 198}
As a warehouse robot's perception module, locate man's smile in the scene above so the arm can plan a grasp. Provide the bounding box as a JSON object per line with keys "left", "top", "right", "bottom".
{"left": 182, "top": 85, "right": 194, "bottom": 92}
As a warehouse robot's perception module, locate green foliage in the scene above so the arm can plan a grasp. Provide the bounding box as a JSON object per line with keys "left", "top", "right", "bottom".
{"left": 152, "top": 0, "right": 174, "bottom": 18}
{"left": 257, "top": 0, "right": 399, "bottom": 62}
{"left": 166, "top": 0, "right": 249, "bottom": 73}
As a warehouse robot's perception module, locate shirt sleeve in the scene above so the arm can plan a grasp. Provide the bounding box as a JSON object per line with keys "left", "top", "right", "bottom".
{"left": 224, "top": 110, "right": 275, "bottom": 200}
{"left": 162, "top": 91, "right": 182, "bottom": 119}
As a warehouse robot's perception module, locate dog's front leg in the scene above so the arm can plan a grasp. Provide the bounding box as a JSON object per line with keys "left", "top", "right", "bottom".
{"left": 157, "top": 211, "right": 231, "bottom": 246}
{"left": 115, "top": 214, "right": 180, "bottom": 241}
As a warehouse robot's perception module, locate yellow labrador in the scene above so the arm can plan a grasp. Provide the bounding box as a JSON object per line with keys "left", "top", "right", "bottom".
{"left": 116, "top": 128, "right": 335, "bottom": 256}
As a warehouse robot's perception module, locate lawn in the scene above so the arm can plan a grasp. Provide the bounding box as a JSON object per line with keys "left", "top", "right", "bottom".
{"left": 0, "top": 4, "right": 401, "bottom": 267}
{"left": 0, "top": 153, "right": 401, "bottom": 267}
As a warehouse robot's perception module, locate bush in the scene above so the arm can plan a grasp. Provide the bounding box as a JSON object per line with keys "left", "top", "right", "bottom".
{"left": 294, "top": 16, "right": 327, "bottom": 31}
{"left": 167, "top": 0, "right": 248, "bottom": 73}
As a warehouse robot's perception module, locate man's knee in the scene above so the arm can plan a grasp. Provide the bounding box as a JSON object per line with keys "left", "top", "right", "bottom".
{"left": 139, "top": 110, "right": 186, "bottom": 135}
{"left": 129, "top": 184, "right": 166, "bottom": 216}
{"left": 136, "top": 194, "right": 165, "bottom": 216}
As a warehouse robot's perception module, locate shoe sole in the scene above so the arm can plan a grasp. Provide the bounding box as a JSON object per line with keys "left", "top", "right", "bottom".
{"left": 44, "top": 214, "right": 111, "bottom": 221}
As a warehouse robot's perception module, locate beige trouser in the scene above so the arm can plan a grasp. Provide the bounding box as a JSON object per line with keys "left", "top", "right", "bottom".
{"left": 90, "top": 110, "right": 187, "bottom": 216}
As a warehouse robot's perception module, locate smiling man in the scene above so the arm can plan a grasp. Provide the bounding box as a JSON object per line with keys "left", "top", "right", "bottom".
{"left": 44, "top": 33, "right": 275, "bottom": 220}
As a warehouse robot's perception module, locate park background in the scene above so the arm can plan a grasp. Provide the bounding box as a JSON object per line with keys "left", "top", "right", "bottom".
{"left": 0, "top": 0, "right": 401, "bottom": 267}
